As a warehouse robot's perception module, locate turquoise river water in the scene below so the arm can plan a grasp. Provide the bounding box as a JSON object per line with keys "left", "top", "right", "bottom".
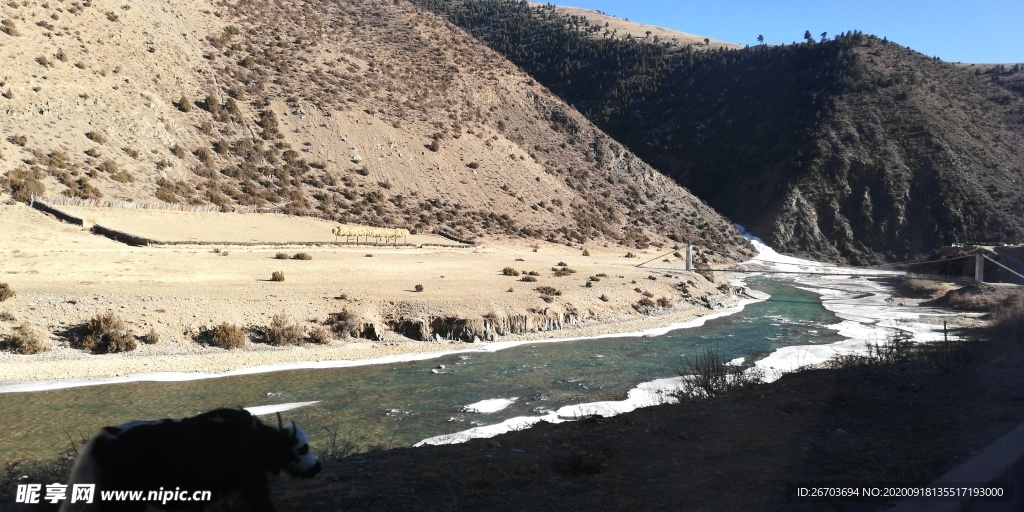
{"left": 0, "top": 277, "right": 854, "bottom": 463}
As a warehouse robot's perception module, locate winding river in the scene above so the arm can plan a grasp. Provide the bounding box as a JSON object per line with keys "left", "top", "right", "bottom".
{"left": 0, "top": 275, "right": 955, "bottom": 463}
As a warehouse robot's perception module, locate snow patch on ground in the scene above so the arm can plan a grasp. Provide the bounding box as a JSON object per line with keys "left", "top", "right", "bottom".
{"left": 244, "top": 401, "right": 321, "bottom": 416}
{"left": 463, "top": 398, "right": 518, "bottom": 414}
{"left": 417, "top": 378, "right": 686, "bottom": 447}
{"left": 736, "top": 226, "right": 973, "bottom": 382}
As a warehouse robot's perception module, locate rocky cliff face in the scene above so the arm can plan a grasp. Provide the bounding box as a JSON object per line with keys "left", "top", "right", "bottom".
{"left": 756, "top": 42, "right": 1024, "bottom": 263}
{"left": 415, "top": 0, "right": 1024, "bottom": 263}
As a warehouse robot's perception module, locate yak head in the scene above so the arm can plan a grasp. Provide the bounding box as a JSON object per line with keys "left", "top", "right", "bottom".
{"left": 277, "top": 413, "right": 321, "bottom": 478}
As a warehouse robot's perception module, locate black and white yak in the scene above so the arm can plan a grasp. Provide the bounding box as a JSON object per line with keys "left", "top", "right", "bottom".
{"left": 59, "top": 408, "right": 320, "bottom": 511}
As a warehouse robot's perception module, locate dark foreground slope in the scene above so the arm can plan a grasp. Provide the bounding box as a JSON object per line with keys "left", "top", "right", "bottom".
{"left": 414, "top": 0, "right": 1024, "bottom": 264}
{"left": 267, "top": 336, "right": 1024, "bottom": 512}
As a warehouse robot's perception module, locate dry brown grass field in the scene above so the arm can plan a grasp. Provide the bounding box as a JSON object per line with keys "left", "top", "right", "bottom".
{"left": 0, "top": 202, "right": 737, "bottom": 381}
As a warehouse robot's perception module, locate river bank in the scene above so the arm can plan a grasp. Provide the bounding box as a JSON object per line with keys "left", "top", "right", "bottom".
{"left": 1, "top": 201, "right": 748, "bottom": 387}
{"left": 0, "top": 299, "right": 750, "bottom": 392}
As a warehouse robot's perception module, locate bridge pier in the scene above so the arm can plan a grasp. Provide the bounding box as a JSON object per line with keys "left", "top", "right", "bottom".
{"left": 975, "top": 252, "right": 985, "bottom": 284}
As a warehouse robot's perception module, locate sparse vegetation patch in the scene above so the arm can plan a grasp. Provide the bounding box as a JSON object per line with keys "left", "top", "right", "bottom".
{"left": 142, "top": 328, "right": 160, "bottom": 345}
{"left": 1, "top": 323, "right": 47, "bottom": 354}
{"left": 265, "top": 313, "right": 303, "bottom": 346}
{"left": 0, "top": 283, "right": 14, "bottom": 302}
{"left": 84, "top": 131, "right": 108, "bottom": 144}
{"left": 73, "top": 311, "right": 136, "bottom": 354}
{"left": 309, "top": 325, "right": 331, "bottom": 345}
{"left": 206, "top": 322, "right": 246, "bottom": 349}
{"left": 676, "top": 344, "right": 764, "bottom": 399}
{"left": 1, "top": 19, "right": 20, "bottom": 36}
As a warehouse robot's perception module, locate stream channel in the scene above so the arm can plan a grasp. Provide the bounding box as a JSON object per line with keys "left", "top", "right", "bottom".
{"left": 1, "top": 276, "right": 923, "bottom": 463}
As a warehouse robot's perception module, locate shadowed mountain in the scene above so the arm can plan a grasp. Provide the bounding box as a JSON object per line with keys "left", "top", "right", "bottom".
{"left": 412, "top": 0, "right": 1024, "bottom": 264}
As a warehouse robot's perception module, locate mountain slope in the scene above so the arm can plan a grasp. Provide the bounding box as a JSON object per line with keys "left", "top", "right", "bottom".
{"left": 0, "top": 0, "right": 751, "bottom": 257}
{"left": 413, "top": 0, "right": 1024, "bottom": 264}
{"left": 529, "top": 1, "right": 741, "bottom": 51}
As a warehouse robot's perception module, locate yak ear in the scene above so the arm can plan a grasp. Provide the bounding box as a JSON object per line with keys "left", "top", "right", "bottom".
{"left": 277, "top": 412, "right": 283, "bottom": 431}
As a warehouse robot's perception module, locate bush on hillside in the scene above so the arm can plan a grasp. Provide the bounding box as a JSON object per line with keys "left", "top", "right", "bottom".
{"left": 74, "top": 311, "right": 136, "bottom": 354}
{"left": 2, "top": 168, "right": 45, "bottom": 203}
{"left": 207, "top": 322, "right": 246, "bottom": 349}
{"left": 326, "top": 309, "right": 354, "bottom": 336}
{"left": 899, "top": 278, "right": 949, "bottom": 298}
{"left": 85, "top": 131, "right": 107, "bottom": 144}
{"left": 943, "top": 285, "right": 1024, "bottom": 312}
{"left": 0, "top": 283, "right": 14, "bottom": 302}
{"left": 309, "top": 325, "right": 331, "bottom": 345}
{"left": 986, "top": 304, "right": 1024, "bottom": 344}
{"left": 676, "top": 344, "right": 764, "bottom": 400}
{"left": 265, "top": 314, "right": 303, "bottom": 346}
{"left": 536, "top": 286, "right": 561, "bottom": 296}
{"left": 142, "top": 328, "right": 160, "bottom": 345}
{"left": 1, "top": 323, "right": 47, "bottom": 354}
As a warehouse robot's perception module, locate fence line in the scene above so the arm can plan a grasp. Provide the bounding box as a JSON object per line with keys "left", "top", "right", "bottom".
{"left": 29, "top": 195, "right": 85, "bottom": 226}
{"left": 37, "top": 195, "right": 223, "bottom": 213}
{"left": 30, "top": 195, "right": 476, "bottom": 247}
{"left": 35, "top": 196, "right": 418, "bottom": 232}
{"left": 91, "top": 225, "right": 152, "bottom": 247}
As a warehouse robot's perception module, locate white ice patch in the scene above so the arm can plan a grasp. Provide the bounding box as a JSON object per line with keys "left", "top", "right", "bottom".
{"left": 736, "top": 224, "right": 827, "bottom": 271}
{"left": 462, "top": 397, "right": 517, "bottom": 413}
{"left": 416, "top": 415, "right": 558, "bottom": 446}
{"left": 736, "top": 224, "right": 904, "bottom": 278}
{"left": 737, "top": 227, "right": 976, "bottom": 382}
{"left": 245, "top": 401, "right": 321, "bottom": 416}
{"left": 753, "top": 278, "right": 976, "bottom": 383}
{"left": 416, "top": 377, "right": 688, "bottom": 446}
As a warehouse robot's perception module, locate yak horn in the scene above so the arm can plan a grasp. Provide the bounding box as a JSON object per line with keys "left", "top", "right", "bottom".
{"left": 277, "top": 412, "right": 283, "bottom": 430}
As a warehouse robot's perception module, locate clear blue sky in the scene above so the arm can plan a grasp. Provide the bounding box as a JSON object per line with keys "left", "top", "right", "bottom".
{"left": 560, "top": 1, "right": 1024, "bottom": 64}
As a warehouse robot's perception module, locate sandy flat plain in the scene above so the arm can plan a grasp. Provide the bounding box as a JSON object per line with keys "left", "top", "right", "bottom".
{"left": 0, "top": 203, "right": 733, "bottom": 383}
